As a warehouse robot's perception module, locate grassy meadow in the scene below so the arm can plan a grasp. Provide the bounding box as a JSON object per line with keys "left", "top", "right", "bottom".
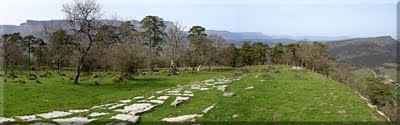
{"left": 0, "top": 65, "right": 388, "bottom": 124}
{"left": 1, "top": 67, "right": 235, "bottom": 117}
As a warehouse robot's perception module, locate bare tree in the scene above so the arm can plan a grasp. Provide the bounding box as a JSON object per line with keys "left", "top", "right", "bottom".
{"left": 165, "top": 21, "right": 186, "bottom": 75}
{"left": 62, "top": 0, "right": 102, "bottom": 84}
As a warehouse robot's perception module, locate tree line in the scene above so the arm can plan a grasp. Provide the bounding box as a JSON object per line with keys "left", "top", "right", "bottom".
{"left": 0, "top": 0, "right": 339, "bottom": 84}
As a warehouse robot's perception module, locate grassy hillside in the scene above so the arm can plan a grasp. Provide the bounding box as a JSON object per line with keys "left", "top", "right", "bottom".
{"left": 2, "top": 68, "right": 234, "bottom": 116}
{"left": 1, "top": 65, "right": 387, "bottom": 123}
{"left": 139, "top": 65, "right": 386, "bottom": 122}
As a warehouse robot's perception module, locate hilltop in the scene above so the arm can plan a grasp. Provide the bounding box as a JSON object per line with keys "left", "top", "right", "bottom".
{"left": 327, "top": 36, "right": 399, "bottom": 68}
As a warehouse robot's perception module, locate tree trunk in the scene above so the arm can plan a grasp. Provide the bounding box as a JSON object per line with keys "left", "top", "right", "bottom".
{"left": 208, "top": 62, "right": 211, "bottom": 71}
{"left": 170, "top": 59, "right": 178, "bottom": 75}
{"left": 197, "top": 64, "right": 202, "bottom": 72}
{"left": 57, "top": 59, "right": 60, "bottom": 70}
{"left": 73, "top": 54, "right": 85, "bottom": 84}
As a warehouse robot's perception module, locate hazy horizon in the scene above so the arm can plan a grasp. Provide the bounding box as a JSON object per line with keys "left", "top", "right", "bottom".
{"left": 0, "top": 0, "right": 398, "bottom": 38}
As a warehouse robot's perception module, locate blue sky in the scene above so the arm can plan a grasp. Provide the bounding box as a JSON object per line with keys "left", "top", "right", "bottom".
{"left": 0, "top": 0, "right": 398, "bottom": 38}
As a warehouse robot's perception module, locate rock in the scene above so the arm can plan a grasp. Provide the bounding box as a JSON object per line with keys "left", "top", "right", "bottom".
{"left": 273, "top": 113, "right": 283, "bottom": 118}
{"left": 108, "top": 104, "right": 125, "bottom": 109}
{"left": 148, "top": 100, "right": 164, "bottom": 104}
{"left": 37, "top": 111, "right": 72, "bottom": 119}
{"left": 215, "top": 85, "right": 228, "bottom": 91}
{"left": 114, "top": 103, "right": 155, "bottom": 115}
{"left": 232, "top": 114, "right": 240, "bottom": 118}
{"left": 0, "top": 117, "right": 15, "bottom": 123}
{"left": 17, "top": 115, "right": 39, "bottom": 121}
{"left": 182, "top": 93, "right": 194, "bottom": 96}
{"left": 89, "top": 112, "right": 109, "bottom": 117}
{"left": 171, "top": 96, "right": 189, "bottom": 107}
{"left": 53, "top": 117, "right": 95, "bottom": 125}
{"left": 245, "top": 86, "right": 254, "bottom": 90}
{"left": 200, "top": 88, "right": 209, "bottom": 91}
{"left": 132, "top": 96, "right": 144, "bottom": 100}
{"left": 36, "top": 80, "right": 41, "bottom": 84}
{"left": 337, "top": 110, "right": 347, "bottom": 114}
{"left": 119, "top": 100, "right": 132, "bottom": 103}
{"left": 69, "top": 109, "right": 89, "bottom": 113}
{"left": 29, "top": 122, "right": 55, "bottom": 125}
{"left": 223, "top": 92, "right": 236, "bottom": 97}
{"left": 111, "top": 114, "right": 139, "bottom": 123}
{"left": 202, "top": 104, "right": 216, "bottom": 113}
{"left": 162, "top": 114, "right": 203, "bottom": 122}
{"left": 291, "top": 66, "right": 303, "bottom": 70}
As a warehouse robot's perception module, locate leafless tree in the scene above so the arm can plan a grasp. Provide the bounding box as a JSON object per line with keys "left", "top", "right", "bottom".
{"left": 62, "top": 0, "right": 103, "bottom": 84}
{"left": 164, "top": 21, "right": 186, "bottom": 75}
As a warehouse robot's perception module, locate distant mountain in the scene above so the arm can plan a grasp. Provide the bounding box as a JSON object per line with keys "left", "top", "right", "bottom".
{"left": 205, "top": 30, "right": 295, "bottom": 45}
{"left": 0, "top": 20, "right": 175, "bottom": 41}
{"left": 0, "top": 20, "right": 292, "bottom": 45}
{"left": 327, "top": 36, "right": 399, "bottom": 68}
{"left": 0, "top": 20, "right": 352, "bottom": 46}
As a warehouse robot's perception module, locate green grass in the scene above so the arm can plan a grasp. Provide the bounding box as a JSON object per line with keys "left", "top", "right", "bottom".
{"left": 352, "top": 68, "right": 375, "bottom": 80}
{"left": 1, "top": 67, "right": 235, "bottom": 117}
{"left": 1, "top": 65, "right": 387, "bottom": 123}
{"left": 353, "top": 67, "right": 398, "bottom": 81}
{"left": 139, "top": 65, "right": 386, "bottom": 122}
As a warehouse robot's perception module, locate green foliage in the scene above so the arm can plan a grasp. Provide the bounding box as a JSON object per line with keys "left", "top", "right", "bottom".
{"left": 140, "top": 15, "right": 166, "bottom": 51}
{"left": 365, "top": 77, "right": 396, "bottom": 107}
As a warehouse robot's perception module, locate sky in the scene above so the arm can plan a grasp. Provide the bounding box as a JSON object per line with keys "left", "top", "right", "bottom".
{"left": 0, "top": 0, "right": 398, "bottom": 38}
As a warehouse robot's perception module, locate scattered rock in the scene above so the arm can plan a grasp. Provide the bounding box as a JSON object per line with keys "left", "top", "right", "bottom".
{"left": 162, "top": 114, "right": 203, "bottom": 122}
{"left": 287, "top": 108, "right": 295, "bottom": 113}
{"left": 120, "top": 100, "right": 132, "bottom": 103}
{"left": 223, "top": 92, "right": 236, "bottom": 97}
{"left": 232, "top": 114, "right": 240, "bottom": 118}
{"left": 245, "top": 86, "right": 254, "bottom": 90}
{"left": 148, "top": 100, "right": 165, "bottom": 104}
{"left": 291, "top": 66, "right": 303, "bottom": 70}
{"left": 69, "top": 109, "right": 89, "bottom": 113}
{"left": 111, "top": 114, "right": 139, "bottom": 123}
{"left": 202, "top": 104, "right": 216, "bottom": 113}
{"left": 337, "top": 110, "right": 347, "bottom": 114}
{"left": 57, "top": 72, "right": 66, "bottom": 76}
{"left": 17, "top": 115, "right": 39, "bottom": 121}
{"left": 239, "top": 68, "right": 250, "bottom": 73}
{"left": 108, "top": 104, "right": 125, "bottom": 109}
{"left": 132, "top": 96, "right": 144, "bottom": 100}
{"left": 0, "top": 117, "right": 15, "bottom": 123}
{"left": 94, "top": 81, "right": 100, "bottom": 85}
{"left": 171, "top": 96, "right": 189, "bottom": 107}
{"left": 114, "top": 103, "right": 155, "bottom": 115}
{"left": 273, "top": 113, "right": 283, "bottom": 118}
{"left": 37, "top": 111, "right": 72, "bottom": 119}
{"left": 53, "top": 117, "right": 95, "bottom": 125}
{"left": 89, "top": 112, "right": 109, "bottom": 117}
{"left": 320, "top": 103, "right": 328, "bottom": 106}
{"left": 27, "top": 73, "right": 37, "bottom": 80}
{"left": 29, "top": 122, "right": 55, "bottom": 125}
{"left": 215, "top": 85, "right": 228, "bottom": 91}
